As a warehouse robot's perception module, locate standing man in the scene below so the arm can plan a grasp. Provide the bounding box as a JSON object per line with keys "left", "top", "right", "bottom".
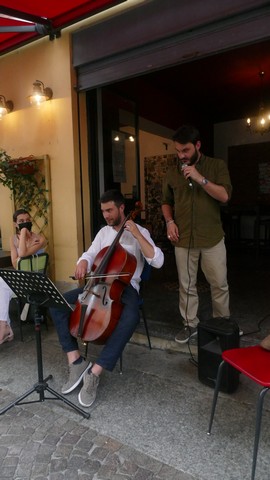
{"left": 161, "top": 125, "right": 232, "bottom": 344}
{"left": 50, "top": 190, "right": 164, "bottom": 408}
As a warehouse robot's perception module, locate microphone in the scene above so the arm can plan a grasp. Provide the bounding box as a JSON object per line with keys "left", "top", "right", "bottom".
{"left": 181, "top": 164, "right": 193, "bottom": 187}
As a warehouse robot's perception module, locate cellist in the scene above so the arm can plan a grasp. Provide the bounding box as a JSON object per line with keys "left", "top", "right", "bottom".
{"left": 50, "top": 190, "right": 164, "bottom": 408}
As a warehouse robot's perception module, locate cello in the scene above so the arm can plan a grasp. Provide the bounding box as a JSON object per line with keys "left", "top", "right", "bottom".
{"left": 69, "top": 202, "right": 142, "bottom": 344}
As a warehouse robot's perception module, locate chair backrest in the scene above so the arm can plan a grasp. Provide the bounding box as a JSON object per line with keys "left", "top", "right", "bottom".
{"left": 139, "top": 261, "right": 152, "bottom": 305}
{"left": 17, "top": 252, "right": 49, "bottom": 274}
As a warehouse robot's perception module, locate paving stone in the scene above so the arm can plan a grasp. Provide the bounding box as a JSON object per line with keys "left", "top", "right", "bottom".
{"left": 156, "top": 464, "right": 186, "bottom": 479}
{"left": 103, "top": 452, "right": 122, "bottom": 470}
{"left": 75, "top": 438, "right": 94, "bottom": 452}
{"left": 134, "top": 467, "right": 154, "bottom": 480}
{"left": 53, "top": 444, "right": 74, "bottom": 458}
{"left": 0, "top": 446, "right": 9, "bottom": 459}
{"left": 30, "top": 463, "right": 49, "bottom": 477}
{"left": 45, "top": 473, "right": 65, "bottom": 480}
{"left": 91, "top": 445, "right": 111, "bottom": 461}
{"left": 118, "top": 459, "right": 139, "bottom": 475}
{"left": 80, "top": 458, "right": 101, "bottom": 475}
{"left": 43, "top": 434, "right": 61, "bottom": 446}
{"left": 0, "top": 465, "right": 18, "bottom": 477}
{"left": 96, "top": 463, "right": 118, "bottom": 478}
{"left": 50, "top": 457, "right": 68, "bottom": 472}
{"left": 2, "top": 456, "right": 19, "bottom": 467}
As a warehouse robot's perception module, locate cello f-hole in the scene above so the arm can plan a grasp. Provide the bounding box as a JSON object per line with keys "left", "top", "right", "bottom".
{"left": 102, "top": 285, "right": 108, "bottom": 306}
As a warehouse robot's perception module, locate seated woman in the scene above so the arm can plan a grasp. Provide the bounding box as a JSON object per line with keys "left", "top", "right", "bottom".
{"left": 0, "top": 209, "right": 46, "bottom": 345}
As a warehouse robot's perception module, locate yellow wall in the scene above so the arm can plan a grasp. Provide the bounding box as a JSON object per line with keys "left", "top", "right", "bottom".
{"left": 0, "top": 32, "right": 81, "bottom": 281}
{"left": 0, "top": 1, "right": 158, "bottom": 287}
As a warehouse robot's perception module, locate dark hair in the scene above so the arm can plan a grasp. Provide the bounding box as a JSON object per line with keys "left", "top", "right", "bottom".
{"left": 13, "top": 209, "right": 30, "bottom": 222}
{"left": 99, "top": 189, "right": 125, "bottom": 208}
{"left": 172, "top": 125, "right": 201, "bottom": 145}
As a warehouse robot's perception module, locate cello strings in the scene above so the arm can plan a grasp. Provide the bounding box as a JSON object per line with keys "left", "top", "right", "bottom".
{"left": 69, "top": 272, "right": 132, "bottom": 280}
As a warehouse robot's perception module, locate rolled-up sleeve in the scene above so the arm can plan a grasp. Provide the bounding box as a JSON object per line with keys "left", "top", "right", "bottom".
{"left": 145, "top": 245, "right": 164, "bottom": 269}
{"left": 162, "top": 173, "right": 175, "bottom": 207}
{"left": 140, "top": 226, "right": 164, "bottom": 269}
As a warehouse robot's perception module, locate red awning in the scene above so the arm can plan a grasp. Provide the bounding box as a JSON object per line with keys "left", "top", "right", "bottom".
{"left": 0, "top": 0, "right": 126, "bottom": 55}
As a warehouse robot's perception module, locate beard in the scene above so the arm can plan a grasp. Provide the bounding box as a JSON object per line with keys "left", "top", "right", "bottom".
{"left": 188, "top": 148, "right": 200, "bottom": 166}
{"left": 108, "top": 212, "right": 122, "bottom": 227}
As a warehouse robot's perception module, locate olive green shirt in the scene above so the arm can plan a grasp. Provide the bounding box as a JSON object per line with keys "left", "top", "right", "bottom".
{"left": 162, "top": 154, "right": 232, "bottom": 248}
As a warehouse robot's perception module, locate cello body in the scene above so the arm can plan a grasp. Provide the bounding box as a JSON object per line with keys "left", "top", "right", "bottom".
{"left": 69, "top": 242, "right": 137, "bottom": 344}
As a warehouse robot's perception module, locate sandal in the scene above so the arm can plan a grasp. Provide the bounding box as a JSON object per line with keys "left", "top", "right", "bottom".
{"left": 260, "top": 334, "right": 270, "bottom": 351}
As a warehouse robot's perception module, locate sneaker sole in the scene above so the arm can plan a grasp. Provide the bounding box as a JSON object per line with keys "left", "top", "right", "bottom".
{"left": 175, "top": 331, "right": 198, "bottom": 344}
{"left": 78, "top": 390, "right": 96, "bottom": 408}
{"left": 62, "top": 361, "right": 92, "bottom": 395}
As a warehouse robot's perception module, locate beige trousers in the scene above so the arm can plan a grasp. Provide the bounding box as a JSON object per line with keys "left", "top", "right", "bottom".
{"left": 174, "top": 238, "right": 230, "bottom": 327}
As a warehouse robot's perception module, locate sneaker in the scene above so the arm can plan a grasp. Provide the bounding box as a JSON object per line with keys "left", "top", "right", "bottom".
{"left": 78, "top": 371, "right": 100, "bottom": 407}
{"left": 61, "top": 359, "right": 92, "bottom": 394}
{"left": 175, "top": 326, "right": 197, "bottom": 344}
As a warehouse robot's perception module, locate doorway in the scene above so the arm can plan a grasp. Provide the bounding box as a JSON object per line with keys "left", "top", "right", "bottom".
{"left": 87, "top": 87, "right": 140, "bottom": 234}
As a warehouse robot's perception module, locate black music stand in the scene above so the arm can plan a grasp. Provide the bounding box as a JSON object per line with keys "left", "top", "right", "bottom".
{"left": 0, "top": 269, "right": 90, "bottom": 419}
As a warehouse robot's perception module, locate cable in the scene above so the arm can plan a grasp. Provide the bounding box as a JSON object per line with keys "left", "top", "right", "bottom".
{"left": 240, "top": 313, "right": 270, "bottom": 337}
{"left": 182, "top": 182, "right": 198, "bottom": 365}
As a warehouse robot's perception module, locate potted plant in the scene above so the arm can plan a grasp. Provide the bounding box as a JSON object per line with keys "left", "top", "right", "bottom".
{"left": 0, "top": 148, "right": 50, "bottom": 214}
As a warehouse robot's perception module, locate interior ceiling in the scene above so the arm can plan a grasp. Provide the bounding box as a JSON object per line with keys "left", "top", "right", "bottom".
{"left": 0, "top": 0, "right": 125, "bottom": 54}
{"left": 112, "top": 38, "right": 270, "bottom": 129}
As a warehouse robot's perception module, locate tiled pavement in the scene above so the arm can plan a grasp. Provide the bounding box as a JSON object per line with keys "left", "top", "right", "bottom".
{"left": 0, "top": 396, "right": 193, "bottom": 480}
{"left": 1, "top": 246, "right": 270, "bottom": 479}
{"left": 1, "top": 323, "right": 270, "bottom": 480}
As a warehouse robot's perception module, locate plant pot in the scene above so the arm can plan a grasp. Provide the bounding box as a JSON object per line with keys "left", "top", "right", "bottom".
{"left": 9, "top": 159, "right": 37, "bottom": 175}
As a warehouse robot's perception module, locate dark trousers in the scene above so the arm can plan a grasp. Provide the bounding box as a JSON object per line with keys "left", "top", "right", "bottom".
{"left": 50, "top": 284, "right": 140, "bottom": 371}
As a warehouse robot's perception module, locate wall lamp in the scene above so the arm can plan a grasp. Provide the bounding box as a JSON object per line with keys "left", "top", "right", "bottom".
{"left": 0, "top": 95, "right": 14, "bottom": 118}
{"left": 28, "top": 80, "right": 53, "bottom": 106}
{"left": 113, "top": 132, "right": 135, "bottom": 142}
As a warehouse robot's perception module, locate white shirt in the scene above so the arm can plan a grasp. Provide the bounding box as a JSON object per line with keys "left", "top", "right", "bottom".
{"left": 78, "top": 224, "right": 164, "bottom": 292}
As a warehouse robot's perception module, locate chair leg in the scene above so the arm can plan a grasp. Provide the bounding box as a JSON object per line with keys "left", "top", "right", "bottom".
{"left": 251, "top": 387, "right": 269, "bottom": 480}
{"left": 141, "top": 306, "right": 152, "bottom": 349}
{"left": 83, "top": 342, "right": 88, "bottom": 358}
{"left": 15, "top": 299, "right": 24, "bottom": 342}
{"left": 207, "top": 360, "right": 225, "bottom": 435}
{"left": 119, "top": 307, "right": 151, "bottom": 374}
{"left": 119, "top": 354, "right": 123, "bottom": 374}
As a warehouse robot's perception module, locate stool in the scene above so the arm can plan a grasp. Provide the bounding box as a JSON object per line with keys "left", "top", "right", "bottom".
{"left": 198, "top": 317, "right": 240, "bottom": 393}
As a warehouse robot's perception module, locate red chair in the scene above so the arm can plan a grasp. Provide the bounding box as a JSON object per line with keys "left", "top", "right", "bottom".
{"left": 207, "top": 345, "right": 270, "bottom": 480}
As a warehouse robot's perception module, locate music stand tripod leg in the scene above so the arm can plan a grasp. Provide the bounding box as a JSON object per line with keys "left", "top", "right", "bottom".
{"left": 0, "top": 269, "right": 90, "bottom": 419}
{"left": 0, "top": 307, "right": 90, "bottom": 418}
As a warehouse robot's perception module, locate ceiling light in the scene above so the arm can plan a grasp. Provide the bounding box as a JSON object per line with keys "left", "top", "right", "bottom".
{"left": 28, "top": 80, "right": 53, "bottom": 106}
{"left": 246, "top": 71, "right": 270, "bottom": 135}
{"left": 0, "top": 95, "right": 14, "bottom": 119}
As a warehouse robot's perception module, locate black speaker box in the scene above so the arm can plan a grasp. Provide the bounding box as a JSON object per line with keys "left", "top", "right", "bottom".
{"left": 198, "top": 317, "right": 240, "bottom": 393}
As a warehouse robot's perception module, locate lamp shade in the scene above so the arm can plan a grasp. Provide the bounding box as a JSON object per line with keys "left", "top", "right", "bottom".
{"left": 29, "top": 80, "right": 53, "bottom": 106}
{"left": 0, "top": 95, "right": 14, "bottom": 118}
